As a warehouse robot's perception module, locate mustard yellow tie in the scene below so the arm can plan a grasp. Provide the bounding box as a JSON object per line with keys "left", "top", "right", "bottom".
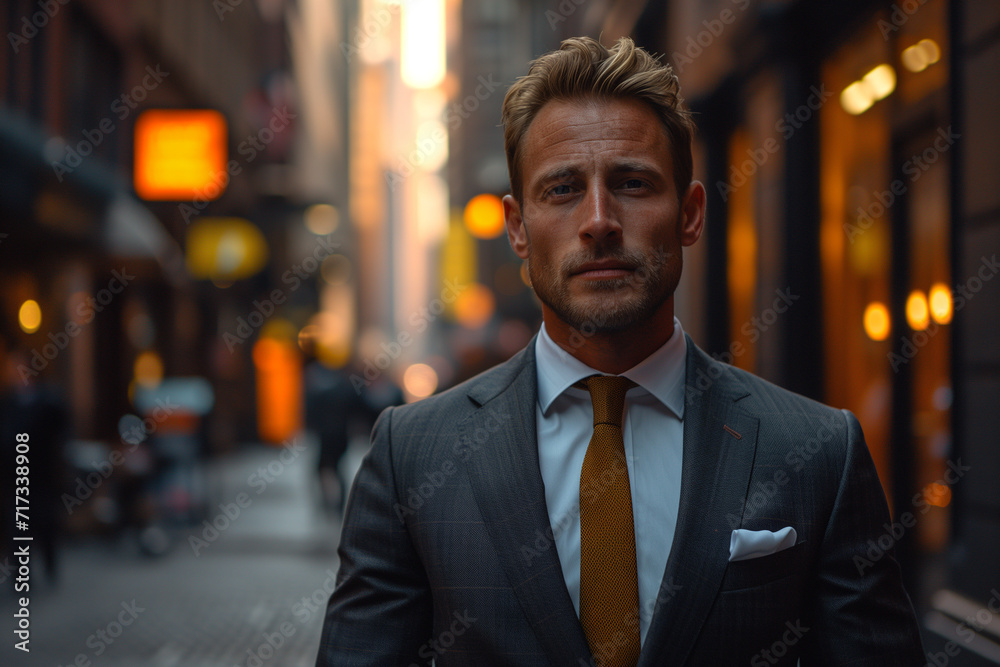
{"left": 577, "top": 375, "right": 640, "bottom": 667}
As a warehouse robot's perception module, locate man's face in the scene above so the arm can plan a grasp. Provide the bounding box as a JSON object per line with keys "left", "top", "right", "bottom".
{"left": 503, "top": 97, "right": 704, "bottom": 334}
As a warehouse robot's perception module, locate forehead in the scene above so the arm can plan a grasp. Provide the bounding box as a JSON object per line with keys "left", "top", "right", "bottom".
{"left": 520, "top": 97, "right": 672, "bottom": 176}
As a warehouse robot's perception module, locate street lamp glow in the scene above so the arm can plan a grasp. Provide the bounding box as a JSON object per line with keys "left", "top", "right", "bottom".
{"left": 863, "top": 301, "right": 890, "bottom": 341}
{"left": 840, "top": 81, "right": 874, "bottom": 115}
{"left": 862, "top": 64, "right": 896, "bottom": 101}
{"left": 18, "top": 299, "right": 41, "bottom": 333}
{"left": 906, "top": 289, "right": 929, "bottom": 331}
{"left": 401, "top": 0, "right": 446, "bottom": 89}
{"left": 929, "top": 282, "right": 952, "bottom": 324}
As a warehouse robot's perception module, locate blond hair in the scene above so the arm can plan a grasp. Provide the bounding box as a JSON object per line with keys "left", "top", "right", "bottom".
{"left": 501, "top": 36, "right": 694, "bottom": 203}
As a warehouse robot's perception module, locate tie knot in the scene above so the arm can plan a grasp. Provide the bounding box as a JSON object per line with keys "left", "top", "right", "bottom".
{"left": 577, "top": 375, "right": 636, "bottom": 428}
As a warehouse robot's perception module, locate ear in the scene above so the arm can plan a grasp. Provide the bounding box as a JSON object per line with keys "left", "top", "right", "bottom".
{"left": 503, "top": 194, "right": 530, "bottom": 259}
{"left": 679, "top": 180, "right": 706, "bottom": 247}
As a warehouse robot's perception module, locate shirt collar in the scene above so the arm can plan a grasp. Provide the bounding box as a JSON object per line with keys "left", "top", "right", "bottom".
{"left": 534, "top": 317, "right": 687, "bottom": 419}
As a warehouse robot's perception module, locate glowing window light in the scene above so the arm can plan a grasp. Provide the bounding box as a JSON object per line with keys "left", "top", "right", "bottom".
{"left": 863, "top": 302, "right": 891, "bottom": 341}
{"left": 862, "top": 64, "right": 896, "bottom": 101}
{"left": 906, "top": 290, "right": 929, "bottom": 331}
{"left": 18, "top": 299, "right": 42, "bottom": 333}
{"left": 929, "top": 282, "right": 952, "bottom": 324}
{"left": 463, "top": 193, "right": 505, "bottom": 239}
{"left": 902, "top": 39, "right": 941, "bottom": 73}
{"left": 841, "top": 81, "right": 874, "bottom": 116}
{"left": 403, "top": 363, "right": 439, "bottom": 400}
{"left": 401, "top": 0, "right": 446, "bottom": 89}
{"left": 134, "top": 109, "right": 228, "bottom": 201}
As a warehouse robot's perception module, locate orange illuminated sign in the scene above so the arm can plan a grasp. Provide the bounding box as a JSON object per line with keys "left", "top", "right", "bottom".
{"left": 134, "top": 109, "right": 228, "bottom": 200}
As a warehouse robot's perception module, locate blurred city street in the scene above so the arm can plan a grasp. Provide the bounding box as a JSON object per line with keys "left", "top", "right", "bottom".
{"left": 0, "top": 437, "right": 366, "bottom": 667}
{"left": 1, "top": 0, "right": 999, "bottom": 663}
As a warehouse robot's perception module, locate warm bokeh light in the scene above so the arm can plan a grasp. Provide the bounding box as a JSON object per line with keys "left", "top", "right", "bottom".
{"left": 840, "top": 81, "right": 874, "bottom": 115}
{"left": 929, "top": 282, "right": 953, "bottom": 324}
{"left": 902, "top": 38, "right": 941, "bottom": 73}
{"left": 401, "top": 0, "right": 446, "bottom": 89}
{"left": 18, "top": 299, "right": 41, "bottom": 333}
{"left": 134, "top": 109, "right": 228, "bottom": 200}
{"left": 863, "top": 64, "right": 896, "bottom": 100}
{"left": 186, "top": 217, "right": 269, "bottom": 281}
{"left": 252, "top": 336, "right": 302, "bottom": 444}
{"left": 403, "top": 363, "right": 439, "bottom": 400}
{"left": 463, "top": 193, "right": 505, "bottom": 239}
{"left": 906, "top": 289, "right": 929, "bottom": 331}
{"left": 304, "top": 203, "right": 340, "bottom": 235}
{"left": 453, "top": 282, "right": 496, "bottom": 329}
{"left": 840, "top": 64, "right": 895, "bottom": 115}
{"left": 924, "top": 482, "right": 952, "bottom": 508}
{"left": 863, "top": 301, "right": 891, "bottom": 341}
{"left": 133, "top": 351, "right": 164, "bottom": 388}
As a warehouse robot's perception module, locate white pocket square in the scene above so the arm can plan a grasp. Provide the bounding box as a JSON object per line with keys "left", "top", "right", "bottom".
{"left": 728, "top": 527, "right": 797, "bottom": 562}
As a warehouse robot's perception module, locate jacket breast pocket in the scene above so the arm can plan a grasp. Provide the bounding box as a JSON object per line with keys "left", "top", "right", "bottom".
{"left": 719, "top": 540, "right": 807, "bottom": 592}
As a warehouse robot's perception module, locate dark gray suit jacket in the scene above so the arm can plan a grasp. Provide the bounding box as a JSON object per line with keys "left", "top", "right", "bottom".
{"left": 316, "top": 336, "right": 924, "bottom": 665}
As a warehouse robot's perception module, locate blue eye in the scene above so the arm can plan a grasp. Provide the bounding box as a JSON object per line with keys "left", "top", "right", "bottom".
{"left": 550, "top": 184, "right": 574, "bottom": 196}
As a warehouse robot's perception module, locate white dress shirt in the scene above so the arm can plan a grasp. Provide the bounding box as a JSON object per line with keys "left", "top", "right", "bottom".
{"left": 534, "top": 318, "right": 687, "bottom": 644}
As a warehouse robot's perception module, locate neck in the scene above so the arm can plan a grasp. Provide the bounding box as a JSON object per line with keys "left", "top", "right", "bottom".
{"left": 542, "top": 300, "right": 675, "bottom": 375}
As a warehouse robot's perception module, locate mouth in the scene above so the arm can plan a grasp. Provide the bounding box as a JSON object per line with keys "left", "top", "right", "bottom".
{"left": 571, "top": 260, "right": 636, "bottom": 280}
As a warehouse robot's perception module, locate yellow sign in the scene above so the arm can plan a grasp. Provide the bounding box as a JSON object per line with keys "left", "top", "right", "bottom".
{"left": 186, "top": 217, "right": 268, "bottom": 281}
{"left": 134, "top": 109, "right": 228, "bottom": 200}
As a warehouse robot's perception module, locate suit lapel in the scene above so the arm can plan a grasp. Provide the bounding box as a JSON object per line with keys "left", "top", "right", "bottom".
{"left": 638, "top": 340, "right": 759, "bottom": 665}
{"left": 461, "top": 342, "right": 593, "bottom": 667}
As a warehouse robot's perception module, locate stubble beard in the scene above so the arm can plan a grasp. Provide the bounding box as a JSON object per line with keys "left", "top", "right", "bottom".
{"left": 528, "top": 245, "right": 680, "bottom": 334}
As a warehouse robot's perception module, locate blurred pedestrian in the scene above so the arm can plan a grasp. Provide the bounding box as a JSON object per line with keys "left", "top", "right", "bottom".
{"left": 304, "top": 356, "right": 363, "bottom": 513}
{"left": 0, "top": 335, "right": 70, "bottom": 585}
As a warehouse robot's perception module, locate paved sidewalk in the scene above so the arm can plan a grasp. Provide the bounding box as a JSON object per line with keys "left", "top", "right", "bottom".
{"left": 0, "top": 436, "right": 369, "bottom": 667}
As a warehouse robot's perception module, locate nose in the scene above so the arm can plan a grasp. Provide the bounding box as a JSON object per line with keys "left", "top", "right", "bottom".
{"left": 578, "top": 183, "right": 622, "bottom": 244}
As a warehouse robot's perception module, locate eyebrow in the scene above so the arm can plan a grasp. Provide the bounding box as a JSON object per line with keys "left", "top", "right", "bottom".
{"left": 532, "top": 160, "right": 664, "bottom": 191}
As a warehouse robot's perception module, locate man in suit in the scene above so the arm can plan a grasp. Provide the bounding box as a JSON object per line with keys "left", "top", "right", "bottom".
{"left": 316, "top": 36, "right": 924, "bottom": 666}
